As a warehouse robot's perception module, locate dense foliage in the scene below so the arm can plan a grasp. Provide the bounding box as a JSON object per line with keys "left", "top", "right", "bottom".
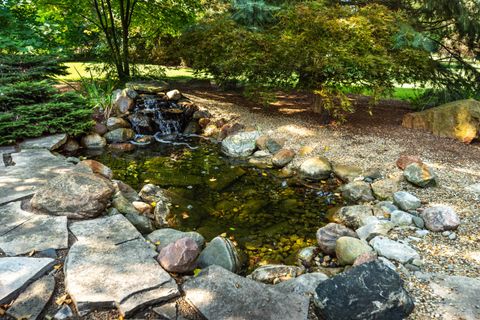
{"left": 178, "top": 2, "right": 439, "bottom": 117}
{"left": 0, "top": 55, "right": 93, "bottom": 145}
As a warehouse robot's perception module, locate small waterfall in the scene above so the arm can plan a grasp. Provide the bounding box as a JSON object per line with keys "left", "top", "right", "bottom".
{"left": 154, "top": 109, "right": 181, "bottom": 136}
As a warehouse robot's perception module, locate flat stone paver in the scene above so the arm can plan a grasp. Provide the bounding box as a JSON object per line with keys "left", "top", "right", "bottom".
{"left": 0, "top": 202, "right": 68, "bottom": 256}
{"left": 0, "top": 149, "right": 74, "bottom": 205}
{"left": 65, "top": 215, "right": 179, "bottom": 316}
{"left": 20, "top": 134, "right": 67, "bottom": 151}
{"left": 0, "top": 257, "right": 54, "bottom": 304}
{"left": 182, "top": 265, "right": 309, "bottom": 320}
{"left": 6, "top": 275, "right": 55, "bottom": 320}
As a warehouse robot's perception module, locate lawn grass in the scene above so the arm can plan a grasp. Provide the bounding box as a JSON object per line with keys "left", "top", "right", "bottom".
{"left": 58, "top": 62, "right": 205, "bottom": 82}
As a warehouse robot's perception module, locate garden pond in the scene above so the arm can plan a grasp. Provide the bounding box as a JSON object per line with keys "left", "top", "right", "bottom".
{"left": 80, "top": 135, "right": 344, "bottom": 270}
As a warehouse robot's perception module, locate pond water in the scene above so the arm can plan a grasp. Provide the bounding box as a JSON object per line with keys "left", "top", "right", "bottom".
{"left": 82, "top": 136, "right": 342, "bottom": 270}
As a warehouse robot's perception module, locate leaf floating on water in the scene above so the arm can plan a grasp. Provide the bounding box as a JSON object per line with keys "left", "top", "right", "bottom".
{"left": 220, "top": 232, "right": 227, "bottom": 237}
{"left": 193, "top": 268, "right": 202, "bottom": 277}
{"left": 209, "top": 177, "right": 217, "bottom": 182}
{"left": 262, "top": 172, "right": 267, "bottom": 177}
{"left": 55, "top": 294, "right": 72, "bottom": 305}
{"left": 229, "top": 227, "right": 236, "bottom": 231}
{"left": 181, "top": 212, "right": 190, "bottom": 219}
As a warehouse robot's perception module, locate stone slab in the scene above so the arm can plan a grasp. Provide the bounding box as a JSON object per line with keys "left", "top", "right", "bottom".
{"left": 69, "top": 214, "right": 142, "bottom": 244}
{"left": 0, "top": 257, "right": 54, "bottom": 304}
{"left": 0, "top": 202, "right": 68, "bottom": 256}
{"left": 0, "top": 149, "right": 74, "bottom": 205}
{"left": 6, "top": 275, "right": 55, "bottom": 320}
{"left": 65, "top": 214, "right": 179, "bottom": 316}
{"left": 20, "top": 134, "right": 67, "bottom": 151}
{"left": 183, "top": 265, "right": 309, "bottom": 320}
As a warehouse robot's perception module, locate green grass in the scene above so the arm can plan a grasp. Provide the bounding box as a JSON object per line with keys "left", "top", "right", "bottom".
{"left": 57, "top": 62, "right": 205, "bottom": 82}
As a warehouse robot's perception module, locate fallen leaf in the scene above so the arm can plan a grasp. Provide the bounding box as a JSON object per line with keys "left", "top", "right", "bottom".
{"left": 220, "top": 232, "right": 227, "bottom": 237}
{"left": 193, "top": 268, "right": 202, "bottom": 277}
{"left": 209, "top": 177, "right": 217, "bottom": 182}
{"left": 54, "top": 264, "right": 63, "bottom": 270}
{"left": 56, "top": 294, "right": 67, "bottom": 305}
{"left": 155, "top": 241, "right": 161, "bottom": 246}
{"left": 28, "top": 250, "right": 35, "bottom": 257}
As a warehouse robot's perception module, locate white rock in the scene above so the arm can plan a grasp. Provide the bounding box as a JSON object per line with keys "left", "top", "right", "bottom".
{"left": 390, "top": 210, "right": 414, "bottom": 226}
{"left": 370, "top": 236, "right": 420, "bottom": 264}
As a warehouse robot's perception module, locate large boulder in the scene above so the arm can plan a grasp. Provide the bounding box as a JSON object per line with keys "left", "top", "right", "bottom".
{"left": 314, "top": 260, "right": 415, "bottom": 320}
{"left": 316, "top": 223, "right": 357, "bottom": 255}
{"left": 147, "top": 228, "right": 205, "bottom": 251}
{"left": 422, "top": 205, "right": 460, "bottom": 232}
{"left": 393, "top": 191, "right": 421, "bottom": 211}
{"left": 299, "top": 157, "right": 332, "bottom": 180}
{"left": 104, "top": 128, "right": 135, "bottom": 143}
{"left": 402, "top": 99, "right": 480, "bottom": 143}
{"left": 371, "top": 178, "right": 399, "bottom": 200}
{"left": 335, "top": 236, "right": 373, "bottom": 266}
{"left": 81, "top": 133, "right": 106, "bottom": 149}
{"left": 221, "top": 131, "right": 261, "bottom": 157}
{"left": 182, "top": 265, "right": 309, "bottom": 320}
{"left": 197, "top": 236, "right": 242, "bottom": 273}
{"left": 157, "top": 237, "right": 200, "bottom": 273}
{"left": 369, "top": 236, "right": 420, "bottom": 263}
{"left": 30, "top": 172, "right": 114, "bottom": 219}
{"left": 341, "top": 181, "right": 375, "bottom": 203}
{"left": 404, "top": 163, "right": 437, "bottom": 188}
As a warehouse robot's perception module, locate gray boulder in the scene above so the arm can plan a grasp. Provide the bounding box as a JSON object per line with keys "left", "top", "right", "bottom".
{"left": 30, "top": 172, "right": 114, "bottom": 219}
{"left": 104, "top": 128, "right": 135, "bottom": 143}
{"left": 332, "top": 164, "right": 363, "bottom": 182}
{"left": 422, "top": 206, "right": 460, "bottom": 232}
{"left": 404, "top": 163, "right": 437, "bottom": 187}
{"left": 221, "top": 131, "right": 261, "bottom": 157}
{"left": 183, "top": 265, "right": 309, "bottom": 320}
{"left": 81, "top": 133, "right": 106, "bottom": 149}
{"left": 370, "top": 236, "right": 420, "bottom": 263}
{"left": 314, "top": 260, "right": 414, "bottom": 320}
{"left": 371, "top": 178, "right": 399, "bottom": 200}
{"left": 355, "top": 221, "right": 393, "bottom": 241}
{"left": 341, "top": 181, "right": 375, "bottom": 203}
{"left": 197, "top": 236, "right": 242, "bottom": 273}
{"left": 393, "top": 191, "right": 421, "bottom": 211}
{"left": 390, "top": 210, "right": 414, "bottom": 226}
{"left": 125, "top": 212, "right": 154, "bottom": 234}
{"left": 106, "top": 117, "right": 131, "bottom": 131}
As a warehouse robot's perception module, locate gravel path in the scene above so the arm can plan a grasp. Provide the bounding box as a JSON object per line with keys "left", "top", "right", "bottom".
{"left": 184, "top": 88, "right": 480, "bottom": 320}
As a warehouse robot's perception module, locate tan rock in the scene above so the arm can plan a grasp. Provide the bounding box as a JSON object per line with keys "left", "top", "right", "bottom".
{"left": 402, "top": 99, "right": 480, "bottom": 143}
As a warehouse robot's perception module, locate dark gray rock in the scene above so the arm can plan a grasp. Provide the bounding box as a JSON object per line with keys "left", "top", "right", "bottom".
{"left": 341, "top": 181, "right": 375, "bottom": 203}
{"left": 183, "top": 265, "right": 309, "bottom": 320}
{"left": 197, "top": 236, "right": 242, "bottom": 273}
{"left": 125, "top": 212, "right": 155, "bottom": 234}
{"left": 104, "top": 128, "right": 135, "bottom": 143}
{"left": 6, "top": 275, "right": 55, "bottom": 320}
{"left": 314, "top": 260, "right": 415, "bottom": 320}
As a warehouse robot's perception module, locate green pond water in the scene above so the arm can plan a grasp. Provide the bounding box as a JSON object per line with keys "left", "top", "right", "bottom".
{"left": 83, "top": 136, "right": 342, "bottom": 270}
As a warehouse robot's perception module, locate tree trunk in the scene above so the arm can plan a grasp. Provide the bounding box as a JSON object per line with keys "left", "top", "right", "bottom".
{"left": 311, "top": 93, "right": 331, "bottom": 124}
